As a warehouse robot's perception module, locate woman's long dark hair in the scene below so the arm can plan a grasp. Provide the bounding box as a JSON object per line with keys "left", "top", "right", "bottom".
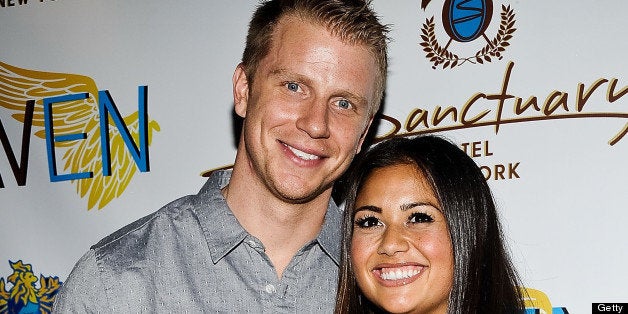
{"left": 334, "top": 135, "right": 524, "bottom": 314}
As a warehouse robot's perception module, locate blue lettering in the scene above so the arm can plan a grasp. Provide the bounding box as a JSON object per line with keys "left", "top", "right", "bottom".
{"left": 43, "top": 93, "right": 93, "bottom": 182}
{"left": 98, "top": 86, "right": 150, "bottom": 176}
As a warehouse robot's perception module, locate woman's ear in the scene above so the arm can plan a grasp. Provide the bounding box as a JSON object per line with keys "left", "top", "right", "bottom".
{"left": 233, "top": 63, "right": 249, "bottom": 118}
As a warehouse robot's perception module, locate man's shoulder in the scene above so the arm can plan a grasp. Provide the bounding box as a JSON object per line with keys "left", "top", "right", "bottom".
{"left": 92, "top": 195, "right": 196, "bottom": 251}
{"left": 53, "top": 195, "right": 202, "bottom": 311}
{"left": 89, "top": 172, "right": 232, "bottom": 265}
{"left": 91, "top": 195, "right": 209, "bottom": 266}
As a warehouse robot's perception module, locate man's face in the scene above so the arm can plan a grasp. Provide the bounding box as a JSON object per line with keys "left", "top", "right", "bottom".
{"left": 233, "top": 16, "right": 378, "bottom": 204}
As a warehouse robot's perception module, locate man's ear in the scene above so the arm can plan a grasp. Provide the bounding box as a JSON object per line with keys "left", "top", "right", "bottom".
{"left": 356, "top": 116, "right": 375, "bottom": 154}
{"left": 233, "top": 63, "right": 249, "bottom": 118}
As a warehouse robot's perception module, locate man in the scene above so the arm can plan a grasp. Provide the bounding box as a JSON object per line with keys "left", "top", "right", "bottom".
{"left": 53, "top": 0, "right": 388, "bottom": 312}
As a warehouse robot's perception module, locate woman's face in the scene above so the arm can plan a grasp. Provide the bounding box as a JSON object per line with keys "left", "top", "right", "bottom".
{"left": 351, "top": 163, "right": 454, "bottom": 314}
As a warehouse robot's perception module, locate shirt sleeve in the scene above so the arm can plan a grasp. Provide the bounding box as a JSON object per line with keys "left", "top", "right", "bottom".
{"left": 52, "top": 249, "right": 108, "bottom": 313}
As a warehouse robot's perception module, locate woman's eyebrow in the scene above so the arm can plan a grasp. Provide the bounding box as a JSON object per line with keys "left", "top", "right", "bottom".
{"left": 400, "top": 202, "right": 420, "bottom": 211}
{"left": 400, "top": 202, "right": 441, "bottom": 212}
{"left": 353, "top": 205, "right": 381, "bottom": 215}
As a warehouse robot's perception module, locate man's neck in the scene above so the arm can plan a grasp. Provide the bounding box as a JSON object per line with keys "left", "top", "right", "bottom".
{"left": 222, "top": 165, "right": 331, "bottom": 279}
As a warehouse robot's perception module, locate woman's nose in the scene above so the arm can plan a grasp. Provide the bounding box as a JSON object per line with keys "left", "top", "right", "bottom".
{"left": 376, "top": 225, "right": 410, "bottom": 256}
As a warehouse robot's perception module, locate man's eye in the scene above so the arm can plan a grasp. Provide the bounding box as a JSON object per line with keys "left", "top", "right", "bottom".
{"left": 409, "top": 212, "right": 434, "bottom": 224}
{"left": 355, "top": 216, "right": 381, "bottom": 228}
{"left": 337, "top": 99, "right": 352, "bottom": 109}
{"left": 286, "top": 82, "right": 300, "bottom": 92}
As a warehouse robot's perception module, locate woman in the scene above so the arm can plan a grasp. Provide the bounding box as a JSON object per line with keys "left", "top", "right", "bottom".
{"left": 335, "top": 135, "right": 524, "bottom": 313}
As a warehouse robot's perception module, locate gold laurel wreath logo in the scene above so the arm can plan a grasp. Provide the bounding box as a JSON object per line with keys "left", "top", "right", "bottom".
{"left": 420, "top": 5, "right": 516, "bottom": 69}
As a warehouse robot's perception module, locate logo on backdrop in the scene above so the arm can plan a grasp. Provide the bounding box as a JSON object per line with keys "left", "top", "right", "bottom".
{"left": 419, "top": 0, "right": 516, "bottom": 69}
{"left": 0, "top": 61, "right": 160, "bottom": 209}
{"left": 377, "top": 61, "right": 628, "bottom": 146}
{"left": 522, "top": 287, "right": 570, "bottom": 314}
{"left": 0, "top": 260, "right": 61, "bottom": 313}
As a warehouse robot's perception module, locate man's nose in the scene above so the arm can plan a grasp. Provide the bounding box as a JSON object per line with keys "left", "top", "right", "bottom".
{"left": 296, "top": 100, "right": 330, "bottom": 139}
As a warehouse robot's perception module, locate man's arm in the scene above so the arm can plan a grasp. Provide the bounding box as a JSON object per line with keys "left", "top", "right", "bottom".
{"left": 52, "top": 249, "right": 108, "bottom": 313}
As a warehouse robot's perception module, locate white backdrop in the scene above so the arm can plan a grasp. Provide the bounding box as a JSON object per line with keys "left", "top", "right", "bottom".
{"left": 1, "top": 1, "right": 626, "bottom": 312}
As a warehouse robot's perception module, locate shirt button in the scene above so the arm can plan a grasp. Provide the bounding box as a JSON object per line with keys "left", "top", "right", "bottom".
{"left": 265, "top": 284, "right": 276, "bottom": 294}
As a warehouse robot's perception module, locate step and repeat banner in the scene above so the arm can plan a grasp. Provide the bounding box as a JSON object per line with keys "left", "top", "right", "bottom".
{"left": 1, "top": 1, "right": 626, "bottom": 312}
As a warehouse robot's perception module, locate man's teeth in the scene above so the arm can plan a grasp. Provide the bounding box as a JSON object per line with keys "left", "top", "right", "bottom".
{"left": 380, "top": 267, "right": 421, "bottom": 281}
{"left": 287, "top": 145, "right": 319, "bottom": 160}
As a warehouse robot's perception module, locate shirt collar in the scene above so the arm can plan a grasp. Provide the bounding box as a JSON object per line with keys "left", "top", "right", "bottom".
{"left": 193, "top": 169, "right": 248, "bottom": 264}
{"left": 193, "top": 169, "right": 342, "bottom": 265}
{"left": 317, "top": 199, "right": 342, "bottom": 266}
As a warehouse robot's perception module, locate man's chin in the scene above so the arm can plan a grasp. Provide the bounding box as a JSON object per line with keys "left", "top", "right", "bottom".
{"left": 272, "top": 182, "right": 332, "bottom": 205}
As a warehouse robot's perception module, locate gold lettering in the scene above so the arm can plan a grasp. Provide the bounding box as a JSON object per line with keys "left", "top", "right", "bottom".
{"left": 607, "top": 78, "right": 628, "bottom": 103}
{"left": 461, "top": 93, "right": 489, "bottom": 125}
{"left": 543, "top": 91, "right": 569, "bottom": 115}
{"left": 609, "top": 123, "right": 628, "bottom": 146}
{"left": 485, "top": 61, "right": 516, "bottom": 133}
{"left": 376, "top": 113, "right": 401, "bottom": 141}
{"left": 432, "top": 106, "right": 458, "bottom": 126}
{"left": 514, "top": 96, "right": 540, "bottom": 115}
{"left": 484, "top": 141, "right": 493, "bottom": 156}
{"left": 373, "top": 61, "right": 628, "bottom": 146}
{"left": 576, "top": 79, "right": 608, "bottom": 112}
{"left": 405, "top": 108, "right": 429, "bottom": 132}
{"left": 461, "top": 141, "right": 493, "bottom": 157}
{"left": 607, "top": 79, "right": 628, "bottom": 145}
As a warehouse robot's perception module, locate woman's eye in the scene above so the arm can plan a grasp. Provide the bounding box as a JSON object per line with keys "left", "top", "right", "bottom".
{"left": 409, "top": 212, "right": 434, "bottom": 224}
{"left": 286, "top": 82, "right": 300, "bottom": 92}
{"left": 337, "top": 99, "right": 352, "bottom": 109}
{"left": 355, "top": 216, "right": 381, "bottom": 228}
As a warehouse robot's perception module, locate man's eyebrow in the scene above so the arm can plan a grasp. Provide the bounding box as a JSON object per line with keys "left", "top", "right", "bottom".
{"left": 268, "top": 69, "right": 312, "bottom": 84}
{"left": 269, "top": 68, "right": 300, "bottom": 80}
{"left": 269, "top": 68, "right": 288, "bottom": 76}
{"left": 337, "top": 90, "right": 368, "bottom": 107}
{"left": 269, "top": 69, "right": 369, "bottom": 107}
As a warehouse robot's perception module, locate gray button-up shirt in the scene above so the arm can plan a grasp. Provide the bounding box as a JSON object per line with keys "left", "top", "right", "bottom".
{"left": 53, "top": 170, "right": 342, "bottom": 313}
